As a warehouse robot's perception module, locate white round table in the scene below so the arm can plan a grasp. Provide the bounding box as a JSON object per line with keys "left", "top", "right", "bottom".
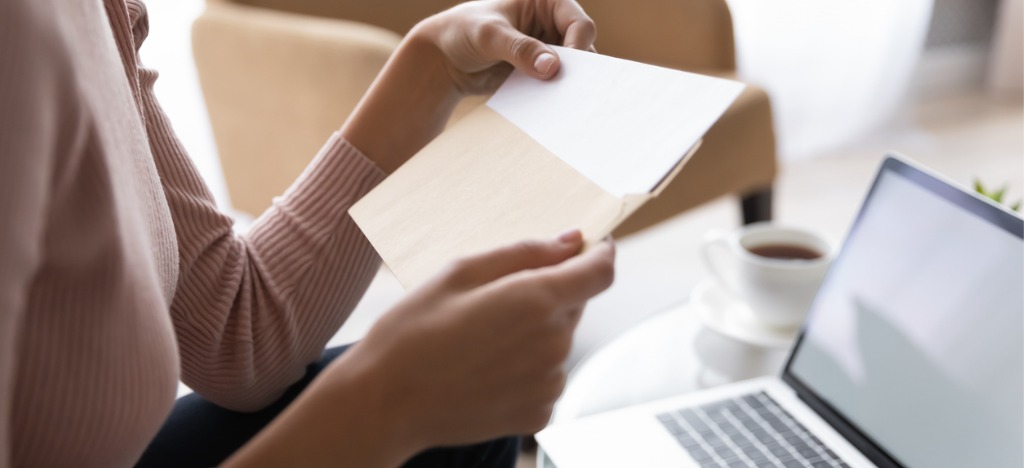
{"left": 540, "top": 286, "right": 799, "bottom": 466}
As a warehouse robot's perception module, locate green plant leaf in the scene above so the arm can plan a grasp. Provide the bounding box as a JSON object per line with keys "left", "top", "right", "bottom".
{"left": 973, "top": 179, "right": 1018, "bottom": 211}
{"left": 993, "top": 185, "right": 1008, "bottom": 203}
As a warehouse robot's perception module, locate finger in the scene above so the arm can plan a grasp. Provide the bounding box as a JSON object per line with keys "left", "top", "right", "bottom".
{"left": 565, "top": 304, "right": 584, "bottom": 329}
{"left": 444, "top": 229, "right": 584, "bottom": 288}
{"left": 484, "top": 23, "right": 561, "bottom": 79}
{"left": 552, "top": 0, "right": 596, "bottom": 50}
{"left": 528, "top": 239, "right": 616, "bottom": 305}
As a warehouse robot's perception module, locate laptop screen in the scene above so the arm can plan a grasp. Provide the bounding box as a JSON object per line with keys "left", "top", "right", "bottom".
{"left": 783, "top": 156, "right": 1023, "bottom": 468}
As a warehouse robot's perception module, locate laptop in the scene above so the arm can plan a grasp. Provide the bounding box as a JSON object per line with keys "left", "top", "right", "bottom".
{"left": 537, "top": 154, "right": 1024, "bottom": 468}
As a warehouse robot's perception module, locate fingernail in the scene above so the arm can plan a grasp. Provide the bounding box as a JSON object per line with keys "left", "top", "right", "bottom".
{"left": 534, "top": 52, "right": 556, "bottom": 75}
{"left": 557, "top": 229, "right": 582, "bottom": 243}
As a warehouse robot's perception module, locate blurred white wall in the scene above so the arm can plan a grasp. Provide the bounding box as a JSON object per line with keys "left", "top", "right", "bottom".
{"left": 989, "top": 0, "right": 1024, "bottom": 99}
{"left": 727, "top": 0, "right": 934, "bottom": 161}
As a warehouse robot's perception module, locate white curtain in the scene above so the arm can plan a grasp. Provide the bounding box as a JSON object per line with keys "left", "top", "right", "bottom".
{"left": 727, "top": 0, "right": 935, "bottom": 160}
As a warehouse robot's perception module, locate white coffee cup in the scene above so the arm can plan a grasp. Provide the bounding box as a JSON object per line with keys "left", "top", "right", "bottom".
{"left": 700, "top": 222, "right": 832, "bottom": 328}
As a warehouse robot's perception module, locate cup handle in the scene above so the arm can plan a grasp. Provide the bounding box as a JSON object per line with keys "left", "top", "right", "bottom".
{"left": 700, "top": 229, "right": 740, "bottom": 296}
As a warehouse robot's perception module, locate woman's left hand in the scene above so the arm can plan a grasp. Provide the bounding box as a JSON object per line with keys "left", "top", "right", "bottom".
{"left": 414, "top": 0, "right": 596, "bottom": 95}
{"left": 342, "top": 0, "right": 596, "bottom": 173}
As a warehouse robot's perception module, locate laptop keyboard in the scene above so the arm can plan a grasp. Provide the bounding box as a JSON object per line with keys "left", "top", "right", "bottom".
{"left": 656, "top": 392, "right": 850, "bottom": 468}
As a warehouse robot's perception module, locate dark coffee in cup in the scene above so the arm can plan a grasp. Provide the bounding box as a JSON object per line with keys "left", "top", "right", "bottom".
{"left": 747, "top": 243, "right": 822, "bottom": 260}
{"left": 702, "top": 223, "right": 833, "bottom": 327}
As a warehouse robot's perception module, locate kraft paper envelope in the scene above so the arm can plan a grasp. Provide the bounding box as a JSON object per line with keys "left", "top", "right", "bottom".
{"left": 349, "top": 47, "right": 744, "bottom": 289}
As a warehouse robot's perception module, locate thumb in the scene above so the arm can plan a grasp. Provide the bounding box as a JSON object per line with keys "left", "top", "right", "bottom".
{"left": 492, "top": 26, "right": 561, "bottom": 79}
{"left": 443, "top": 230, "right": 583, "bottom": 289}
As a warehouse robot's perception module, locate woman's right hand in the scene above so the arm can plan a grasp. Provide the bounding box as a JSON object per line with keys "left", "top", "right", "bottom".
{"left": 225, "top": 230, "right": 614, "bottom": 467}
{"left": 349, "top": 230, "right": 614, "bottom": 450}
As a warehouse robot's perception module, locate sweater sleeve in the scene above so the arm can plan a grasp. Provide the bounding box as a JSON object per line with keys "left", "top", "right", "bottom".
{"left": 131, "top": 10, "right": 386, "bottom": 410}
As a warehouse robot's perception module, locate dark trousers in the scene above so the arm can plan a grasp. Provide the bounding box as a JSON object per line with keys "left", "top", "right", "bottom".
{"left": 136, "top": 345, "right": 519, "bottom": 467}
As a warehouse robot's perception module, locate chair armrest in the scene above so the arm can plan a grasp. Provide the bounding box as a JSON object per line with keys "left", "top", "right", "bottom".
{"left": 192, "top": 2, "right": 401, "bottom": 215}
{"left": 213, "top": 0, "right": 460, "bottom": 36}
{"left": 580, "top": 0, "right": 736, "bottom": 72}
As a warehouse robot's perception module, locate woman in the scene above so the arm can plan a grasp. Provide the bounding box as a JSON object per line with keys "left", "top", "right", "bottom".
{"left": 0, "top": 0, "right": 614, "bottom": 466}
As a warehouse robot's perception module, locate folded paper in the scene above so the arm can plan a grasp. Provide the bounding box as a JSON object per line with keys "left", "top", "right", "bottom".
{"left": 489, "top": 47, "right": 745, "bottom": 197}
{"left": 350, "top": 47, "right": 744, "bottom": 289}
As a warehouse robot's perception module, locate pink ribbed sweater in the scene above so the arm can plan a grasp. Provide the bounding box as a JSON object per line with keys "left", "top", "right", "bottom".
{"left": 0, "top": 0, "right": 387, "bottom": 466}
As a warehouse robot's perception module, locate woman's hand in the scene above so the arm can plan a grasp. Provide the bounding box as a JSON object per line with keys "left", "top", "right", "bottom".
{"left": 225, "top": 232, "right": 615, "bottom": 467}
{"left": 349, "top": 231, "right": 614, "bottom": 451}
{"left": 341, "top": 0, "right": 596, "bottom": 173}
{"left": 415, "top": 0, "right": 597, "bottom": 94}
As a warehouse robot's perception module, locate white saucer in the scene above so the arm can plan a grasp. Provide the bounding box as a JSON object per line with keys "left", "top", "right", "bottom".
{"left": 691, "top": 279, "right": 799, "bottom": 349}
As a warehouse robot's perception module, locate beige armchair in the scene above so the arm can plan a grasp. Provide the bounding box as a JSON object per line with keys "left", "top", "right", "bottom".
{"left": 192, "top": 0, "right": 777, "bottom": 236}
